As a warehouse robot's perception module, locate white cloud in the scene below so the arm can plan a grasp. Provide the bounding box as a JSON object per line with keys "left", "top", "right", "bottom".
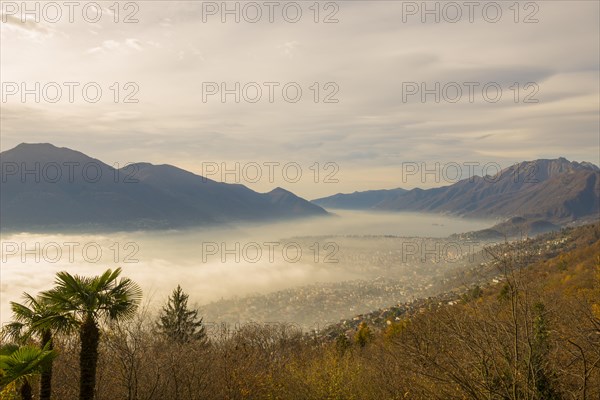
{"left": 125, "top": 38, "right": 143, "bottom": 51}
{"left": 85, "top": 38, "right": 144, "bottom": 54}
{"left": 278, "top": 41, "right": 300, "bottom": 58}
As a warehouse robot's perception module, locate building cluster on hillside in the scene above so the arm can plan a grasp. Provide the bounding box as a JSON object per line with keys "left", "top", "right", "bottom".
{"left": 200, "top": 229, "right": 581, "bottom": 332}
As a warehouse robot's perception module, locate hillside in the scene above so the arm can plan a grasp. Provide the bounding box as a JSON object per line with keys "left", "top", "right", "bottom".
{"left": 323, "top": 222, "right": 600, "bottom": 335}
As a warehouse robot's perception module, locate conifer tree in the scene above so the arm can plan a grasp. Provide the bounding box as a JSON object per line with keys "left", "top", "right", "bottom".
{"left": 354, "top": 322, "right": 374, "bottom": 348}
{"left": 157, "top": 285, "right": 206, "bottom": 344}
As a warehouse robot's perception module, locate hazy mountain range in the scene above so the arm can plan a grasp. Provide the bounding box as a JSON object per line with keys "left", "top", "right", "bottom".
{"left": 2, "top": 144, "right": 598, "bottom": 232}
{"left": 313, "top": 158, "right": 600, "bottom": 223}
{"left": 310, "top": 188, "right": 408, "bottom": 210}
{"left": 0, "top": 143, "right": 327, "bottom": 231}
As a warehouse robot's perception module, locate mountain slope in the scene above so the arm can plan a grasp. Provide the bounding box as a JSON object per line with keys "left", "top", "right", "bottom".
{"left": 0, "top": 143, "right": 328, "bottom": 231}
{"left": 313, "top": 158, "right": 599, "bottom": 223}
{"left": 312, "top": 188, "right": 407, "bottom": 209}
{"left": 377, "top": 159, "right": 599, "bottom": 221}
{"left": 265, "top": 187, "right": 328, "bottom": 215}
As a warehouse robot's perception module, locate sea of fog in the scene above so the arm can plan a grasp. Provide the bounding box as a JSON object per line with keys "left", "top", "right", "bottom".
{"left": 0, "top": 211, "right": 495, "bottom": 324}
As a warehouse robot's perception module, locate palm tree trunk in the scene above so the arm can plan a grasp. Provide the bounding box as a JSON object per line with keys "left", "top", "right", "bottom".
{"left": 40, "top": 329, "right": 53, "bottom": 400}
{"left": 79, "top": 315, "right": 100, "bottom": 400}
{"left": 20, "top": 380, "right": 33, "bottom": 400}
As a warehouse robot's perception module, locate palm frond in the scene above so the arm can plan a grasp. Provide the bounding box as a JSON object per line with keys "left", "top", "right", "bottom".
{"left": 40, "top": 268, "right": 142, "bottom": 325}
{"left": 0, "top": 345, "right": 56, "bottom": 387}
{"left": 0, "top": 322, "right": 27, "bottom": 344}
{"left": 8, "top": 293, "right": 77, "bottom": 338}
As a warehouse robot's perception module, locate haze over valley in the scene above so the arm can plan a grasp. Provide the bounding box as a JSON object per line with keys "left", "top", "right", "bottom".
{"left": 0, "top": 209, "right": 495, "bottom": 326}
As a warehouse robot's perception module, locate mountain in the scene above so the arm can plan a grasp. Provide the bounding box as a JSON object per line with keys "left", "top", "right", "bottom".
{"left": 377, "top": 158, "right": 599, "bottom": 221}
{"left": 449, "top": 217, "right": 561, "bottom": 241}
{"left": 312, "top": 188, "right": 407, "bottom": 209}
{"left": 0, "top": 143, "right": 328, "bottom": 231}
{"left": 265, "top": 187, "right": 328, "bottom": 215}
{"left": 314, "top": 158, "right": 600, "bottom": 223}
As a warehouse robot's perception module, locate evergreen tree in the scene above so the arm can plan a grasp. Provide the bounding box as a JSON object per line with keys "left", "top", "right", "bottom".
{"left": 335, "top": 333, "right": 351, "bottom": 355}
{"left": 157, "top": 285, "right": 206, "bottom": 344}
{"left": 531, "top": 302, "right": 559, "bottom": 399}
{"left": 354, "top": 322, "right": 374, "bottom": 348}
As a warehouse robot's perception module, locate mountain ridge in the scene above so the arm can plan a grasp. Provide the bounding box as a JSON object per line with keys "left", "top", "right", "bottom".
{"left": 312, "top": 188, "right": 408, "bottom": 210}
{"left": 313, "top": 158, "right": 600, "bottom": 223}
{"left": 0, "top": 143, "right": 328, "bottom": 232}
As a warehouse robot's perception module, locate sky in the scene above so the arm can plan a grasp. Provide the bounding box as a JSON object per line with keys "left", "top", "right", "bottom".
{"left": 1, "top": 0, "right": 599, "bottom": 199}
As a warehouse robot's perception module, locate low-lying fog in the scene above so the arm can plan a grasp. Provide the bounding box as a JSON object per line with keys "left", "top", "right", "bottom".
{"left": 0, "top": 211, "right": 494, "bottom": 324}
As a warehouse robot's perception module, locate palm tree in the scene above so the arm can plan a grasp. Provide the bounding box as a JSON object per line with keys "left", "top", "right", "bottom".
{"left": 0, "top": 345, "right": 56, "bottom": 400}
{"left": 40, "top": 268, "right": 142, "bottom": 400}
{"left": 2, "top": 293, "right": 74, "bottom": 400}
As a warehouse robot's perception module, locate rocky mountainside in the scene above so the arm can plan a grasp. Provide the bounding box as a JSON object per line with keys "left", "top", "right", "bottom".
{"left": 314, "top": 158, "right": 599, "bottom": 223}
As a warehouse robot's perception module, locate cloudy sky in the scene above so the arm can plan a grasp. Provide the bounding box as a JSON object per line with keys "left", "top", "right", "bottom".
{"left": 1, "top": 0, "right": 598, "bottom": 198}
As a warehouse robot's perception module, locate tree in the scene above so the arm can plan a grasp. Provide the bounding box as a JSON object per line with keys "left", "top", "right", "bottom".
{"left": 40, "top": 268, "right": 142, "bottom": 400}
{"left": 2, "top": 293, "right": 74, "bottom": 400}
{"left": 335, "top": 333, "right": 351, "bottom": 355}
{"left": 354, "top": 322, "right": 374, "bottom": 348}
{"left": 157, "top": 285, "right": 206, "bottom": 344}
{"left": 0, "top": 345, "right": 56, "bottom": 400}
{"left": 530, "top": 302, "right": 560, "bottom": 399}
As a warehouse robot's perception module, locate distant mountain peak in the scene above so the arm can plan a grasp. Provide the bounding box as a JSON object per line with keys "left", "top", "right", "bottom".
{"left": 131, "top": 162, "right": 155, "bottom": 168}
{"left": 508, "top": 157, "right": 597, "bottom": 170}
{"left": 14, "top": 142, "right": 57, "bottom": 149}
{"left": 496, "top": 158, "right": 599, "bottom": 182}
{"left": 9, "top": 143, "right": 85, "bottom": 155}
{"left": 579, "top": 161, "right": 600, "bottom": 171}
{"left": 2, "top": 142, "right": 107, "bottom": 166}
{"left": 269, "top": 187, "right": 294, "bottom": 195}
